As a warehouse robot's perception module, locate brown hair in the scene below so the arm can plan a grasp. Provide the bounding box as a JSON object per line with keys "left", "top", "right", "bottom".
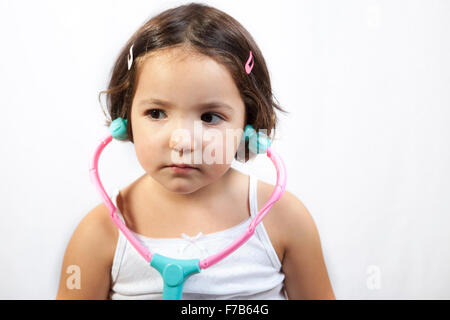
{"left": 99, "top": 2, "right": 287, "bottom": 161}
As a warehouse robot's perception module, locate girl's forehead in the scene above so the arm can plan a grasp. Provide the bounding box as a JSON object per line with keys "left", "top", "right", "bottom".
{"left": 137, "top": 46, "right": 210, "bottom": 69}
{"left": 134, "top": 50, "right": 242, "bottom": 106}
{"left": 138, "top": 49, "right": 228, "bottom": 80}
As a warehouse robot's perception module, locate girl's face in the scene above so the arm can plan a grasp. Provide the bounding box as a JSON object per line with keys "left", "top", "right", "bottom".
{"left": 130, "top": 47, "right": 246, "bottom": 195}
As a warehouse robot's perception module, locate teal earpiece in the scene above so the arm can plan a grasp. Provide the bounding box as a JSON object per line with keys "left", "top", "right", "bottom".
{"left": 241, "top": 124, "right": 271, "bottom": 154}
{"left": 110, "top": 117, "right": 128, "bottom": 140}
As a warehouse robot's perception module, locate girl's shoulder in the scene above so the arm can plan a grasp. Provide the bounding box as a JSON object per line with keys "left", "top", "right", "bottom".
{"left": 69, "top": 201, "right": 120, "bottom": 272}
{"left": 256, "top": 182, "right": 335, "bottom": 300}
{"left": 76, "top": 202, "right": 119, "bottom": 266}
{"left": 255, "top": 180, "right": 312, "bottom": 265}
{"left": 56, "top": 203, "right": 119, "bottom": 299}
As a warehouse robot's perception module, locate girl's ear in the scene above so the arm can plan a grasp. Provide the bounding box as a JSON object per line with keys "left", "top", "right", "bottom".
{"left": 110, "top": 117, "right": 129, "bottom": 140}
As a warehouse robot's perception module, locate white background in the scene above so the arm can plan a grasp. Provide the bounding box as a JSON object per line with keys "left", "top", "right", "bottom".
{"left": 0, "top": 0, "right": 449, "bottom": 299}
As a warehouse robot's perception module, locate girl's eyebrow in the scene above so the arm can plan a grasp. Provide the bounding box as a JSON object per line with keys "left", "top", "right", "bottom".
{"left": 138, "top": 98, "right": 233, "bottom": 112}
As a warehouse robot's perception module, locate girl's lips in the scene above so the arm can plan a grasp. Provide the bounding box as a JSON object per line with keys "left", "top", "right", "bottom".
{"left": 166, "top": 165, "right": 198, "bottom": 173}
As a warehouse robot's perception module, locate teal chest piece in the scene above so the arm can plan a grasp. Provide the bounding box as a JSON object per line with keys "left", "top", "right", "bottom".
{"left": 150, "top": 253, "right": 201, "bottom": 300}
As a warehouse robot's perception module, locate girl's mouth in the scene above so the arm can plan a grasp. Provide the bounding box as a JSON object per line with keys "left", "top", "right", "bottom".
{"left": 166, "top": 163, "right": 199, "bottom": 173}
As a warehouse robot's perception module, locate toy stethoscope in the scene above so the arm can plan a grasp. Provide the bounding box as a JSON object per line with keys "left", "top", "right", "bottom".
{"left": 89, "top": 117, "right": 287, "bottom": 300}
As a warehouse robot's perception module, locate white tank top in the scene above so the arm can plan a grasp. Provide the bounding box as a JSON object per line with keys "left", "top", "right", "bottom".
{"left": 108, "top": 174, "right": 287, "bottom": 300}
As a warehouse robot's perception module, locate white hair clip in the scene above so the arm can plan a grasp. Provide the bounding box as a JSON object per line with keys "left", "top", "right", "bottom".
{"left": 127, "top": 44, "right": 134, "bottom": 70}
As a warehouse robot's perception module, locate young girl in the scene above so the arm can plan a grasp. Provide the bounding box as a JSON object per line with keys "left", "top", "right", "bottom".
{"left": 57, "top": 3, "right": 335, "bottom": 300}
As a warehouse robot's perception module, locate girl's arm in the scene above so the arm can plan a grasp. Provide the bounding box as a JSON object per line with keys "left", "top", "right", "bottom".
{"left": 280, "top": 192, "right": 336, "bottom": 300}
{"left": 56, "top": 204, "right": 118, "bottom": 299}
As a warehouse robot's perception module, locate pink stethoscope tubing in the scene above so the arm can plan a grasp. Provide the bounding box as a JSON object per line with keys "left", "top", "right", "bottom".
{"left": 89, "top": 133, "right": 287, "bottom": 269}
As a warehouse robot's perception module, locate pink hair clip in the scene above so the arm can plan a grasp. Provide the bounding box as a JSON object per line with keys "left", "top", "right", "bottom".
{"left": 245, "top": 50, "right": 254, "bottom": 74}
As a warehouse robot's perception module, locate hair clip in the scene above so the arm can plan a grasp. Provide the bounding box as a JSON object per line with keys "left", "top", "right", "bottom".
{"left": 127, "top": 44, "right": 134, "bottom": 71}
{"left": 245, "top": 50, "right": 254, "bottom": 74}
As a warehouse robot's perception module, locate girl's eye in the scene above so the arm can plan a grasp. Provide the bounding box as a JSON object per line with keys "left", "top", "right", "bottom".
{"left": 145, "top": 109, "right": 166, "bottom": 120}
{"left": 201, "top": 113, "right": 223, "bottom": 124}
{"left": 145, "top": 109, "right": 223, "bottom": 124}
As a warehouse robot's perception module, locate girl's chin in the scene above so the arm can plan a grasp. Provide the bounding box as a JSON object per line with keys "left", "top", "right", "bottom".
{"left": 162, "top": 179, "right": 202, "bottom": 194}
{"left": 168, "top": 186, "right": 200, "bottom": 195}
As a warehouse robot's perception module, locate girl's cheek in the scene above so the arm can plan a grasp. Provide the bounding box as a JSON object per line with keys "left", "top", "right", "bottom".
{"left": 202, "top": 138, "right": 238, "bottom": 165}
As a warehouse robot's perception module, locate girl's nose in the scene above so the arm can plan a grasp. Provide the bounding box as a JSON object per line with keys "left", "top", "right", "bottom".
{"left": 169, "top": 132, "right": 193, "bottom": 155}
{"left": 168, "top": 119, "right": 201, "bottom": 155}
